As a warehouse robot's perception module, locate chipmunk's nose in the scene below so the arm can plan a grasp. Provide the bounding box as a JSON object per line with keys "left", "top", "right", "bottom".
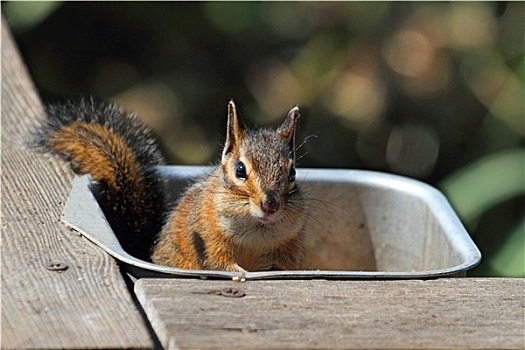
{"left": 261, "top": 195, "right": 279, "bottom": 214}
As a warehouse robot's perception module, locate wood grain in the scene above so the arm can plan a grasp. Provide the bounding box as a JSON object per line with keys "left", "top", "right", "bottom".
{"left": 135, "top": 278, "right": 525, "bottom": 350}
{"left": 1, "top": 20, "right": 154, "bottom": 349}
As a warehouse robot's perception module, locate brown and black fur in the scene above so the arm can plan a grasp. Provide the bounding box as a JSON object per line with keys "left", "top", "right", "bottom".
{"left": 151, "top": 101, "right": 305, "bottom": 271}
{"left": 36, "top": 98, "right": 306, "bottom": 272}
{"left": 34, "top": 98, "right": 166, "bottom": 261}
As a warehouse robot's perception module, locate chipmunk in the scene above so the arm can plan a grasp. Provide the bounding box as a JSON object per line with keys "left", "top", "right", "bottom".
{"left": 36, "top": 98, "right": 306, "bottom": 272}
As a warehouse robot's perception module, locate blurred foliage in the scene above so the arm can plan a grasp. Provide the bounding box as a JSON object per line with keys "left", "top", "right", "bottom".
{"left": 3, "top": 1, "right": 523, "bottom": 277}
{"left": 441, "top": 149, "right": 524, "bottom": 277}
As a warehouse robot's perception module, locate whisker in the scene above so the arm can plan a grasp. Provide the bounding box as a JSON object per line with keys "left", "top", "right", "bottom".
{"left": 294, "top": 133, "right": 319, "bottom": 153}
{"left": 295, "top": 152, "right": 308, "bottom": 163}
{"left": 305, "top": 212, "right": 331, "bottom": 233}
{"left": 300, "top": 188, "right": 345, "bottom": 211}
{"left": 289, "top": 133, "right": 319, "bottom": 159}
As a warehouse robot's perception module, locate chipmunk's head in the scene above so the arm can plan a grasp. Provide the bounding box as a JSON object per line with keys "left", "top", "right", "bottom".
{"left": 220, "top": 101, "right": 304, "bottom": 229}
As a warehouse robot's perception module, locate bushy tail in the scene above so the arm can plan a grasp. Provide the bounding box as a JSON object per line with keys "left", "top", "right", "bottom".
{"left": 35, "top": 98, "right": 166, "bottom": 261}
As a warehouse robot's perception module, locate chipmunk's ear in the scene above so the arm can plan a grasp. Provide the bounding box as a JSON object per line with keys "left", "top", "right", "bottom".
{"left": 222, "top": 100, "right": 245, "bottom": 160}
{"left": 277, "top": 106, "right": 300, "bottom": 158}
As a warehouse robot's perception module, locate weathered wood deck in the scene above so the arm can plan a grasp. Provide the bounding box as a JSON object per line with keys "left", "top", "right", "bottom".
{"left": 135, "top": 278, "right": 524, "bottom": 350}
{"left": 2, "top": 20, "right": 524, "bottom": 350}
{"left": 1, "top": 20, "right": 156, "bottom": 349}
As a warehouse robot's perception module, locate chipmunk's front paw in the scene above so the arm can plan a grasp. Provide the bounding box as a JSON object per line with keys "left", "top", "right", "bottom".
{"left": 225, "top": 263, "right": 247, "bottom": 273}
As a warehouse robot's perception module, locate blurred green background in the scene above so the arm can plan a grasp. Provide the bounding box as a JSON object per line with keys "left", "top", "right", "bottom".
{"left": 3, "top": 1, "right": 523, "bottom": 277}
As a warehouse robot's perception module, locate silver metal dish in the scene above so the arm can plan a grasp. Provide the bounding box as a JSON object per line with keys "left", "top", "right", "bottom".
{"left": 62, "top": 165, "right": 481, "bottom": 280}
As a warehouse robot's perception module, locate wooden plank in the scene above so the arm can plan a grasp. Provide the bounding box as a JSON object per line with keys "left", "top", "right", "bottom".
{"left": 1, "top": 20, "right": 155, "bottom": 349}
{"left": 135, "top": 278, "right": 525, "bottom": 349}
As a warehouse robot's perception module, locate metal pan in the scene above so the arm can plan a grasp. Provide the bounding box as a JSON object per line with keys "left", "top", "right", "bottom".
{"left": 61, "top": 166, "right": 481, "bottom": 280}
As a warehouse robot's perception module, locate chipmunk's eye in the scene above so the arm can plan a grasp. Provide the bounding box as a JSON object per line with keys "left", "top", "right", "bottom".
{"left": 235, "top": 161, "right": 247, "bottom": 180}
{"left": 288, "top": 166, "right": 296, "bottom": 183}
